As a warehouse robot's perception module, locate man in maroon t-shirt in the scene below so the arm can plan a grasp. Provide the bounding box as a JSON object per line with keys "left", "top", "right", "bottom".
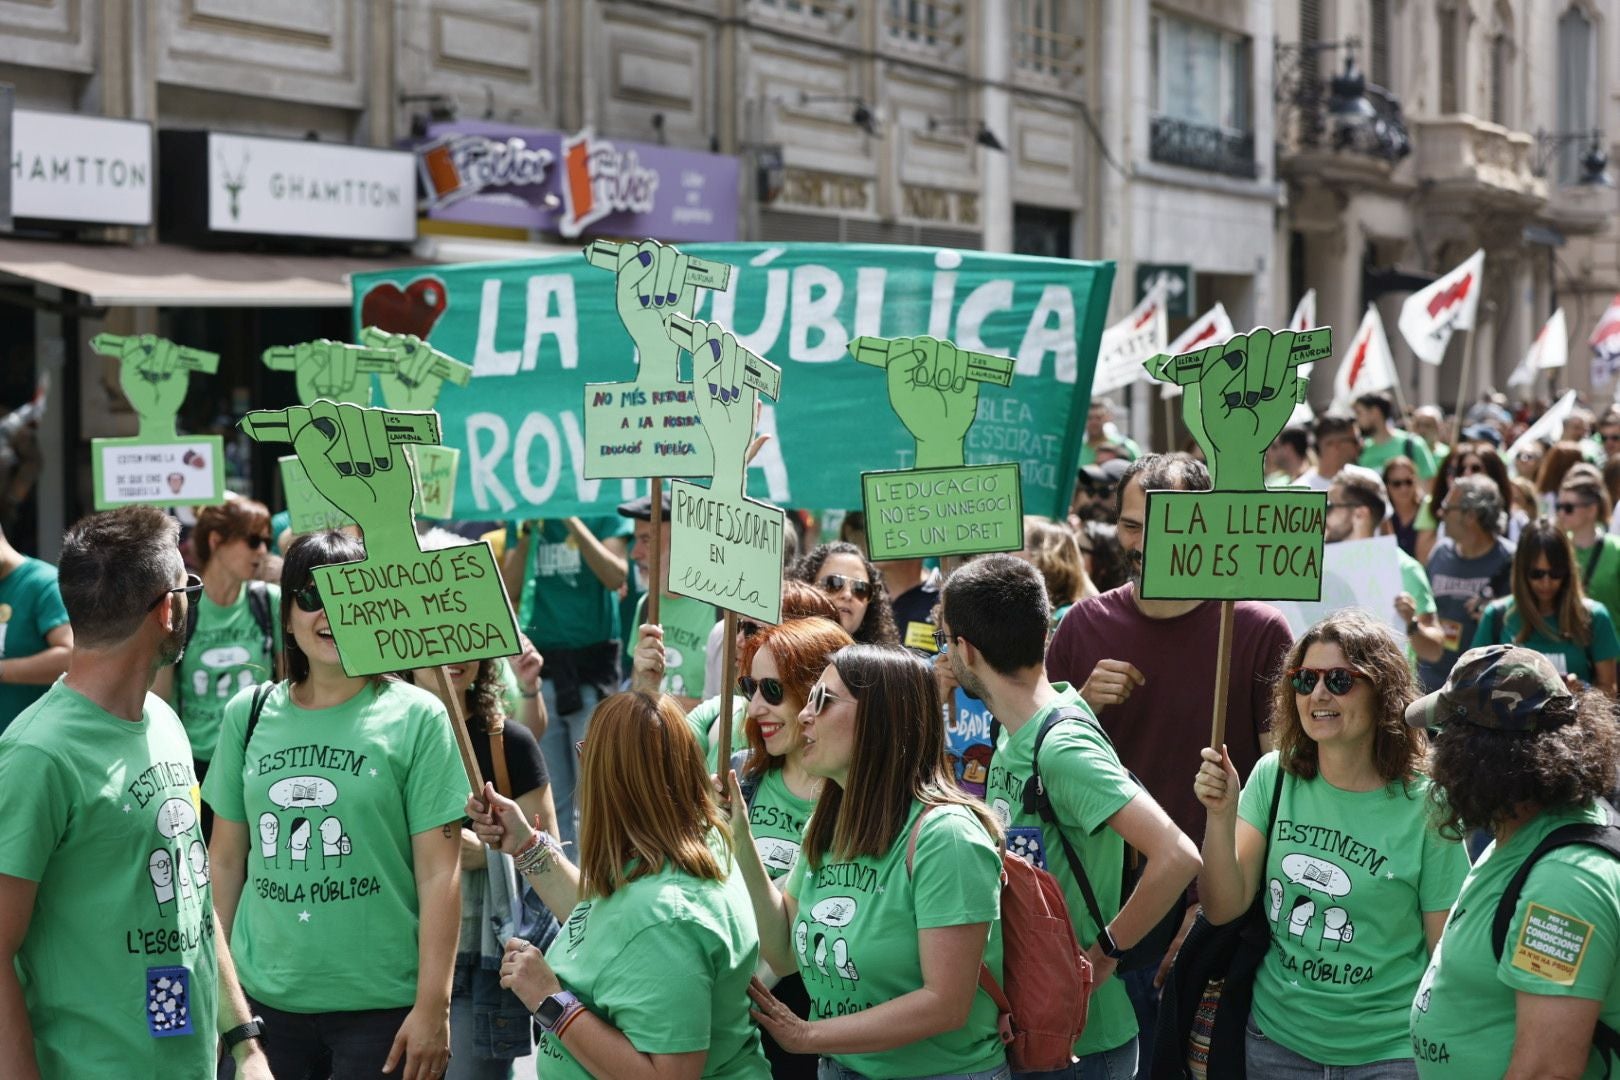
{"left": 1046, "top": 453, "right": 1294, "bottom": 1069}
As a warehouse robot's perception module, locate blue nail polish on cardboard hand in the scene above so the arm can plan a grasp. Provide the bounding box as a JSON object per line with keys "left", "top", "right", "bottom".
{"left": 709, "top": 382, "right": 719, "bottom": 396}
{"left": 666, "top": 292, "right": 678, "bottom": 305}
{"left": 730, "top": 385, "right": 740, "bottom": 400}
{"left": 639, "top": 295, "right": 649, "bottom": 308}
{"left": 638, "top": 251, "right": 652, "bottom": 266}
{"left": 710, "top": 340, "right": 722, "bottom": 360}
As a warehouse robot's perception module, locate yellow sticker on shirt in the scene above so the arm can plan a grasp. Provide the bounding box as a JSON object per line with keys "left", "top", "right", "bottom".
{"left": 1440, "top": 619, "right": 1463, "bottom": 652}
{"left": 1511, "top": 902, "right": 1593, "bottom": 985}
{"left": 904, "top": 621, "right": 938, "bottom": 653}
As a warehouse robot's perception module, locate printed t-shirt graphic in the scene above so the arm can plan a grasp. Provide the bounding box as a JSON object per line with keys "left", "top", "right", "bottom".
{"left": 782, "top": 801, "right": 1006, "bottom": 1079}
{"left": 0, "top": 681, "right": 219, "bottom": 1079}
{"left": 1238, "top": 752, "right": 1469, "bottom": 1065}
{"left": 176, "top": 582, "right": 280, "bottom": 760}
{"left": 0, "top": 557, "right": 70, "bottom": 732}
{"left": 1419, "top": 537, "right": 1515, "bottom": 690}
{"left": 202, "top": 680, "right": 467, "bottom": 1012}
{"left": 747, "top": 767, "right": 815, "bottom": 880}
{"left": 633, "top": 590, "right": 716, "bottom": 698}
{"left": 540, "top": 835, "right": 770, "bottom": 1079}
{"left": 521, "top": 517, "right": 631, "bottom": 651}
{"left": 983, "top": 688, "right": 1139, "bottom": 1056}
{"left": 1409, "top": 801, "right": 1620, "bottom": 1079}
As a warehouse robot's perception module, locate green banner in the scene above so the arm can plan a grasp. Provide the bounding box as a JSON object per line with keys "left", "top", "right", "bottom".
{"left": 350, "top": 245, "right": 1114, "bottom": 520}
{"left": 1139, "top": 489, "right": 1327, "bottom": 602}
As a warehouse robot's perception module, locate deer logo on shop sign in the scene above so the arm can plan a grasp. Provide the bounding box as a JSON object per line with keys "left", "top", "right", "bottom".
{"left": 217, "top": 149, "right": 250, "bottom": 221}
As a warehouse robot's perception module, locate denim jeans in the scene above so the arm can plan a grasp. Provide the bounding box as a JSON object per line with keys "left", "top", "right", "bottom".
{"left": 817, "top": 1058, "right": 1012, "bottom": 1080}
{"left": 1245, "top": 1015, "right": 1418, "bottom": 1079}
{"left": 1013, "top": 1036, "right": 1138, "bottom": 1080}
{"left": 1121, "top": 965, "right": 1161, "bottom": 1077}
{"left": 248, "top": 997, "right": 412, "bottom": 1079}
{"left": 538, "top": 678, "right": 603, "bottom": 847}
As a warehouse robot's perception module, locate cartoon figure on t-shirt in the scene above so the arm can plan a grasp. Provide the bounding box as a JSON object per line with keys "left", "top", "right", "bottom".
{"left": 288, "top": 817, "right": 312, "bottom": 869}
{"left": 175, "top": 844, "right": 195, "bottom": 901}
{"left": 1288, "top": 894, "right": 1316, "bottom": 939}
{"left": 148, "top": 849, "right": 176, "bottom": 913}
{"left": 754, "top": 835, "right": 799, "bottom": 878}
{"left": 664, "top": 646, "right": 687, "bottom": 697}
{"left": 794, "top": 922, "right": 809, "bottom": 967}
{"left": 1268, "top": 878, "right": 1284, "bottom": 923}
{"left": 258, "top": 812, "right": 279, "bottom": 867}
{"left": 320, "top": 816, "right": 348, "bottom": 868}
{"left": 1321, "top": 906, "right": 1353, "bottom": 950}
{"left": 188, "top": 838, "right": 210, "bottom": 887}
{"left": 804, "top": 896, "right": 861, "bottom": 990}
{"left": 1413, "top": 945, "right": 1439, "bottom": 1014}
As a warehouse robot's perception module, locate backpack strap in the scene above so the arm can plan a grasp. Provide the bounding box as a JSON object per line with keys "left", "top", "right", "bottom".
{"left": 245, "top": 581, "right": 275, "bottom": 672}
{"left": 1022, "top": 707, "right": 1116, "bottom": 950}
{"left": 244, "top": 681, "right": 276, "bottom": 757}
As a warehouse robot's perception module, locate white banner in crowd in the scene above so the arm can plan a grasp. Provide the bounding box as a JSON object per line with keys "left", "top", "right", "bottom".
{"left": 1399, "top": 249, "right": 1485, "bottom": 365}
{"left": 1506, "top": 389, "right": 1579, "bottom": 462}
{"left": 1288, "top": 289, "right": 1319, "bottom": 425}
{"left": 1332, "top": 306, "right": 1397, "bottom": 411}
{"left": 1590, "top": 295, "right": 1620, "bottom": 395}
{"left": 1091, "top": 280, "right": 1168, "bottom": 395}
{"left": 1510, "top": 309, "right": 1569, "bottom": 388}
{"left": 1159, "top": 303, "right": 1237, "bottom": 400}
{"left": 1272, "top": 536, "right": 1405, "bottom": 640}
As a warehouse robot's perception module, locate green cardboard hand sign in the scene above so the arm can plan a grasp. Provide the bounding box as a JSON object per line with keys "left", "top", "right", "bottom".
{"left": 94, "top": 333, "right": 219, "bottom": 441}
{"left": 614, "top": 239, "right": 701, "bottom": 374}
{"left": 1145, "top": 327, "right": 1330, "bottom": 491}
{"left": 874, "top": 336, "right": 983, "bottom": 469}
{"left": 262, "top": 340, "right": 399, "bottom": 407}
{"left": 363, "top": 327, "right": 474, "bottom": 412}
{"left": 686, "top": 319, "right": 760, "bottom": 492}
{"left": 90, "top": 333, "right": 225, "bottom": 510}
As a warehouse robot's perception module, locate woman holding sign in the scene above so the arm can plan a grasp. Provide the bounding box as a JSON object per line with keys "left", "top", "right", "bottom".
{"left": 1194, "top": 610, "right": 1469, "bottom": 1078}
{"left": 203, "top": 531, "right": 470, "bottom": 1079}
{"left": 730, "top": 644, "right": 1010, "bottom": 1079}
{"left": 466, "top": 691, "right": 771, "bottom": 1079}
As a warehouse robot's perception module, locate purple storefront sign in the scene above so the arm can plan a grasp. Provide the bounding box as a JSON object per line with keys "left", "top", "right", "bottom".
{"left": 416, "top": 120, "right": 738, "bottom": 242}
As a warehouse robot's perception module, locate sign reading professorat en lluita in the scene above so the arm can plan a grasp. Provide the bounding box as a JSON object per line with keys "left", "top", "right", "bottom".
{"left": 241, "top": 403, "right": 519, "bottom": 677}
{"left": 90, "top": 334, "right": 226, "bottom": 511}
{"left": 350, "top": 245, "right": 1114, "bottom": 521}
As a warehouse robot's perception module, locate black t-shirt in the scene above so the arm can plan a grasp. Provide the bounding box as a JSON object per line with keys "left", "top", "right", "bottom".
{"left": 470, "top": 717, "right": 549, "bottom": 799}
{"left": 890, "top": 579, "right": 942, "bottom": 654}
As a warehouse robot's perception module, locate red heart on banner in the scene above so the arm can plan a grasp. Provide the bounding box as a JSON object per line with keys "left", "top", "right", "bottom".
{"left": 360, "top": 277, "right": 449, "bottom": 339}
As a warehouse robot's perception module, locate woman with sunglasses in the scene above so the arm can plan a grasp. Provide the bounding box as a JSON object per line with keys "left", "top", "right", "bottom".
{"left": 1555, "top": 469, "right": 1620, "bottom": 633}
{"left": 1420, "top": 444, "right": 1522, "bottom": 550}
{"left": 203, "top": 531, "right": 470, "bottom": 1079}
{"left": 1382, "top": 456, "right": 1435, "bottom": 562}
{"left": 1469, "top": 519, "right": 1620, "bottom": 694}
{"left": 466, "top": 691, "right": 772, "bottom": 1079}
{"left": 791, "top": 543, "right": 900, "bottom": 645}
{"left": 731, "top": 644, "right": 1011, "bottom": 1080}
{"left": 1194, "top": 610, "right": 1469, "bottom": 1077}
{"left": 1535, "top": 441, "right": 1589, "bottom": 517}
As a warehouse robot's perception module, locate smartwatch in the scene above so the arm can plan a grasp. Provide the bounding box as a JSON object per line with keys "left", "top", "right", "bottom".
{"left": 534, "top": 990, "right": 581, "bottom": 1033}
{"left": 221, "top": 1017, "right": 266, "bottom": 1051}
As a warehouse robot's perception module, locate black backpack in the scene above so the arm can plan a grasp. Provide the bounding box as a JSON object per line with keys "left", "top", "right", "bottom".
{"left": 178, "top": 580, "right": 275, "bottom": 708}
{"left": 1489, "top": 800, "right": 1620, "bottom": 1078}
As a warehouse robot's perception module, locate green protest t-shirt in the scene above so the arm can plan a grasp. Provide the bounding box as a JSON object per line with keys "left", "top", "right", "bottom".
{"left": 1470, "top": 598, "right": 1620, "bottom": 683}
{"left": 1360, "top": 429, "right": 1438, "bottom": 479}
{"left": 1410, "top": 801, "right": 1620, "bottom": 1079}
{"left": 0, "top": 557, "right": 70, "bottom": 733}
{"left": 1575, "top": 533, "right": 1620, "bottom": 631}
{"left": 0, "top": 681, "right": 218, "bottom": 1079}
{"left": 634, "top": 591, "right": 716, "bottom": 700}
{"left": 175, "top": 582, "right": 280, "bottom": 761}
{"left": 747, "top": 766, "right": 817, "bottom": 882}
{"left": 201, "top": 680, "right": 468, "bottom": 1013}
{"left": 688, "top": 695, "right": 748, "bottom": 773}
{"left": 1400, "top": 550, "right": 1437, "bottom": 671}
{"left": 539, "top": 835, "right": 770, "bottom": 1079}
{"left": 1239, "top": 753, "right": 1469, "bottom": 1065}
{"left": 983, "top": 689, "right": 1139, "bottom": 1056}
{"left": 783, "top": 801, "right": 1006, "bottom": 1079}
{"left": 520, "top": 517, "right": 630, "bottom": 651}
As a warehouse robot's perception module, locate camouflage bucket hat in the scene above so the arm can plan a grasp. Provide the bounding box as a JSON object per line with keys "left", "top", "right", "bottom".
{"left": 1404, "top": 644, "right": 1574, "bottom": 732}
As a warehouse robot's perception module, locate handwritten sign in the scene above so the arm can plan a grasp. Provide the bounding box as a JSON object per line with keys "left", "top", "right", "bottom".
{"left": 409, "top": 445, "right": 460, "bottom": 519}
{"left": 240, "top": 401, "right": 520, "bottom": 677}
{"left": 664, "top": 316, "right": 786, "bottom": 624}
{"left": 90, "top": 334, "right": 226, "bottom": 510}
{"left": 852, "top": 334, "right": 1023, "bottom": 561}
{"left": 279, "top": 454, "right": 354, "bottom": 534}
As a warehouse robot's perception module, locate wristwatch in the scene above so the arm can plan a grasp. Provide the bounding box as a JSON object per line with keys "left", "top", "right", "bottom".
{"left": 533, "top": 990, "right": 581, "bottom": 1033}
{"left": 1099, "top": 927, "right": 1124, "bottom": 961}
{"left": 221, "top": 1017, "right": 266, "bottom": 1051}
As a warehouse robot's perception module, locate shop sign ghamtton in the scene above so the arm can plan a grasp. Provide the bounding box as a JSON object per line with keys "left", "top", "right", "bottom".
{"left": 9, "top": 109, "right": 153, "bottom": 227}
{"left": 206, "top": 132, "right": 415, "bottom": 243}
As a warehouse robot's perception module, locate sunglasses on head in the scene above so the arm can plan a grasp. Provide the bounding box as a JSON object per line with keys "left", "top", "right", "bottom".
{"left": 1528, "top": 567, "right": 1567, "bottom": 582}
{"left": 805, "top": 681, "right": 851, "bottom": 717}
{"left": 738, "top": 675, "right": 786, "bottom": 706}
{"left": 818, "top": 574, "right": 873, "bottom": 601}
{"left": 1556, "top": 501, "right": 1594, "bottom": 515}
{"left": 739, "top": 620, "right": 766, "bottom": 640}
{"left": 1289, "top": 666, "right": 1367, "bottom": 696}
{"left": 293, "top": 584, "right": 323, "bottom": 613}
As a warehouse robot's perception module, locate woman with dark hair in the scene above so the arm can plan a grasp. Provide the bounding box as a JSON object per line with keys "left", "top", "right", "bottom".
{"left": 731, "top": 644, "right": 1010, "bottom": 1078}
{"left": 1535, "top": 440, "right": 1588, "bottom": 515}
{"left": 155, "top": 497, "right": 278, "bottom": 813}
{"left": 1470, "top": 519, "right": 1620, "bottom": 694}
{"left": 1383, "top": 455, "right": 1435, "bottom": 561}
{"left": 790, "top": 543, "right": 900, "bottom": 645}
{"left": 203, "top": 531, "right": 469, "bottom": 1078}
{"left": 1407, "top": 646, "right": 1620, "bottom": 1079}
{"left": 1421, "top": 444, "right": 1523, "bottom": 549}
{"left": 1195, "top": 610, "right": 1469, "bottom": 1076}
{"left": 467, "top": 691, "right": 770, "bottom": 1079}
{"left": 1558, "top": 468, "right": 1620, "bottom": 632}
{"left": 1083, "top": 520, "right": 1130, "bottom": 594}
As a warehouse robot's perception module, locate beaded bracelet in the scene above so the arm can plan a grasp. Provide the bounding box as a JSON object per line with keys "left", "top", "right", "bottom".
{"left": 513, "top": 829, "right": 567, "bottom": 875}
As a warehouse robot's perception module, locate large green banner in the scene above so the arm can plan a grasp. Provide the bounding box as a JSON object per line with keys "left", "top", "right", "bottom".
{"left": 350, "top": 245, "right": 1114, "bottom": 521}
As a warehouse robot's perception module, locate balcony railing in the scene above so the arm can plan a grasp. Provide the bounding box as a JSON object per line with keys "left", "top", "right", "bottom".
{"left": 1149, "top": 116, "right": 1259, "bottom": 178}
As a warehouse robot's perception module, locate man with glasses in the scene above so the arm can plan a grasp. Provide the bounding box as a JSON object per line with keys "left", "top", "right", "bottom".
{"left": 1421, "top": 475, "right": 1516, "bottom": 691}
{"left": 1328, "top": 469, "right": 1447, "bottom": 672}
{"left": 1596, "top": 407, "right": 1620, "bottom": 463}
{"left": 1299, "top": 415, "right": 1362, "bottom": 492}
{"left": 0, "top": 518, "right": 71, "bottom": 736}
{"left": 1355, "top": 392, "right": 1439, "bottom": 485}
{"left": 0, "top": 507, "right": 270, "bottom": 1079}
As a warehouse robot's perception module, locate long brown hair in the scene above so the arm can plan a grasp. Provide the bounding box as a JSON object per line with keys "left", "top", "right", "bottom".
{"left": 801, "top": 644, "right": 1001, "bottom": 867}
{"left": 1270, "top": 610, "right": 1427, "bottom": 784}
{"left": 740, "top": 617, "right": 853, "bottom": 781}
{"left": 1510, "top": 520, "right": 1593, "bottom": 646}
{"left": 576, "top": 692, "right": 730, "bottom": 899}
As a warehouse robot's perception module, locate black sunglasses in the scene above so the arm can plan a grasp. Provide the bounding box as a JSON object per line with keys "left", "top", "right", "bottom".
{"left": 147, "top": 573, "right": 204, "bottom": 612}
{"left": 818, "top": 574, "right": 873, "bottom": 602}
{"left": 1289, "top": 666, "right": 1366, "bottom": 696}
{"left": 1387, "top": 478, "right": 1414, "bottom": 488}
{"left": 242, "top": 534, "right": 270, "bottom": 550}
{"left": 1528, "top": 568, "right": 1567, "bottom": 582}
{"left": 738, "top": 675, "right": 786, "bottom": 706}
{"left": 293, "top": 584, "right": 323, "bottom": 613}
{"left": 1556, "top": 501, "right": 1594, "bottom": 515}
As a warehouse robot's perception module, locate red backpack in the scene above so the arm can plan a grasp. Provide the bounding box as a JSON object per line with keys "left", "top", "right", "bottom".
{"left": 907, "top": 805, "right": 1094, "bottom": 1073}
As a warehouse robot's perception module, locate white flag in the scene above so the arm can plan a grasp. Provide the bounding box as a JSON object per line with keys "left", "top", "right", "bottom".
{"left": 1333, "top": 306, "right": 1397, "bottom": 411}
{"left": 1092, "top": 284, "right": 1168, "bottom": 395}
{"left": 1159, "top": 303, "right": 1237, "bottom": 399}
{"left": 1289, "top": 289, "right": 1317, "bottom": 333}
{"left": 1506, "top": 390, "right": 1579, "bottom": 463}
{"left": 1588, "top": 295, "right": 1620, "bottom": 395}
{"left": 1508, "top": 309, "right": 1569, "bottom": 390}
{"left": 1399, "top": 249, "right": 1485, "bottom": 365}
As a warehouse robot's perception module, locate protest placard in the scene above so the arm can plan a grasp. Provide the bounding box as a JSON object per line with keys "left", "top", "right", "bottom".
{"left": 851, "top": 334, "right": 1024, "bottom": 561}
{"left": 1271, "top": 535, "right": 1405, "bottom": 639}
{"left": 90, "top": 333, "right": 226, "bottom": 511}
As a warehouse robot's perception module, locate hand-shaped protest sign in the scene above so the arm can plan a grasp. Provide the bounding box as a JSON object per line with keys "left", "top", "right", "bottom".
{"left": 89, "top": 334, "right": 225, "bottom": 510}
{"left": 262, "top": 340, "right": 400, "bottom": 407}
{"left": 362, "top": 327, "right": 473, "bottom": 413}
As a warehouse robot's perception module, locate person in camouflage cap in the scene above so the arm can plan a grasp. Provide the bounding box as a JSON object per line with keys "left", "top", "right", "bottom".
{"left": 1403, "top": 644, "right": 1576, "bottom": 734}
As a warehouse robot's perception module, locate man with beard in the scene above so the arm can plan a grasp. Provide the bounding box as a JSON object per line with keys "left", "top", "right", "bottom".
{"left": 0, "top": 507, "right": 270, "bottom": 1079}
{"left": 940, "top": 553, "right": 1200, "bottom": 1079}
{"left": 1046, "top": 453, "right": 1293, "bottom": 1071}
{"left": 1355, "top": 391, "right": 1438, "bottom": 485}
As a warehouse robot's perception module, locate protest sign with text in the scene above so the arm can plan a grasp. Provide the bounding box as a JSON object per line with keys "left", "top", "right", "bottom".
{"left": 91, "top": 334, "right": 225, "bottom": 510}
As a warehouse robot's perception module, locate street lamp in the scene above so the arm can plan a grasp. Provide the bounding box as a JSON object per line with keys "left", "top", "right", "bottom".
{"left": 1275, "top": 37, "right": 1410, "bottom": 161}
{"left": 798, "top": 93, "right": 881, "bottom": 137}
{"left": 1532, "top": 129, "right": 1613, "bottom": 187}
{"left": 926, "top": 116, "right": 1006, "bottom": 152}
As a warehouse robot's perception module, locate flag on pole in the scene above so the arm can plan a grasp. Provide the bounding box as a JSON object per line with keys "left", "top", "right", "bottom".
{"left": 1508, "top": 309, "right": 1568, "bottom": 389}
{"left": 1398, "top": 249, "right": 1485, "bottom": 365}
{"left": 1589, "top": 295, "right": 1620, "bottom": 395}
{"left": 1091, "top": 281, "right": 1168, "bottom": 396}
{"left": 1159, "top": 303, "right": 1236, "bottom": 399}
{"left": 1288, "top": 289, "right": 1320, "bottom": 423}
{"left": 1333, "top": 306, "right": 1397, "bottom": 411}
{"left": 1506, "top": 390, "right": 1579, "bottom": 463}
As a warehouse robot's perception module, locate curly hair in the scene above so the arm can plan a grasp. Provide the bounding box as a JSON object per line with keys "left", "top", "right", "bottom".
{"left": 466, "top": 659, "right": 509, "bottom": 734}
{"left": 1427, "top": 691, "right": 1618, "bottom": 839}
{"left": 1270, "top": 609, "right": 1427, "bottom": 784}
{"left": 789, "top": 542, "right": 899, "bottom": 645}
